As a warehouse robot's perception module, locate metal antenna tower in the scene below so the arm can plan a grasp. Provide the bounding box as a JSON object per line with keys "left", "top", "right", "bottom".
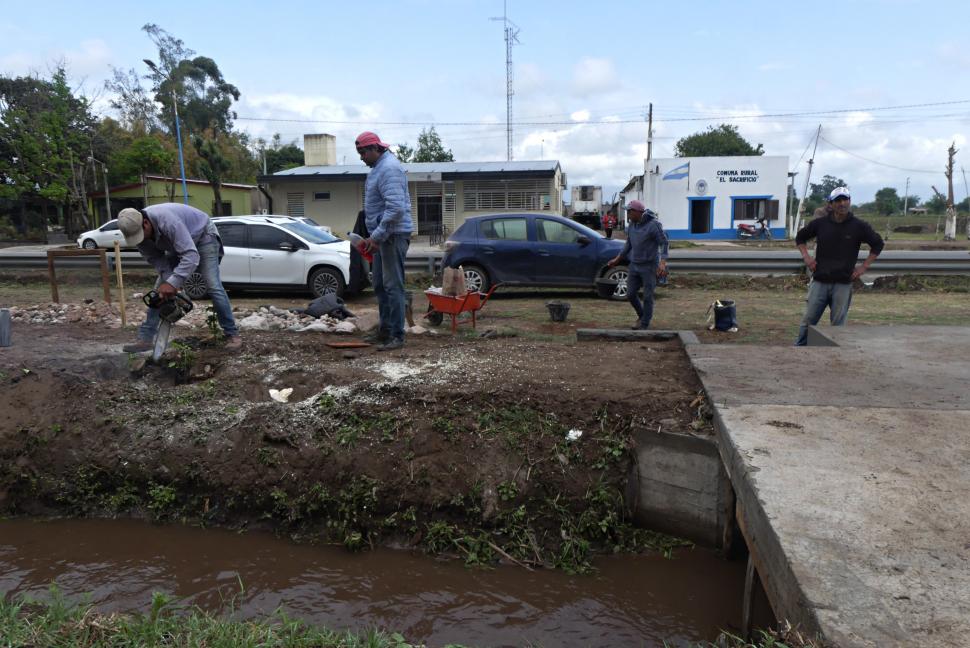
{"left": 491, "top": 1, "right": 520, "bottom": 160}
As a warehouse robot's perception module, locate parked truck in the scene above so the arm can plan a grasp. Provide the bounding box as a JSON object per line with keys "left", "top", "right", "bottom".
{"left": 570, "top": 185, "right": 602, "bottom": 230}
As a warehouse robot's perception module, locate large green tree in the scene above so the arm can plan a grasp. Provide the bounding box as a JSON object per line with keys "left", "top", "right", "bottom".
{"left": 873, "top": 187, "right": 901, "bottom": 215}
{"left": 260, "top": 134, "right": 305, "bottom": 173}
{"left": 673, "top": 124, "right": 764, "bottom": 157}
{"left": 397, "top": 127, "right": 454, "bottom": 163}
{"left": 0, "top": 67, "right": 102, "bottom": 232}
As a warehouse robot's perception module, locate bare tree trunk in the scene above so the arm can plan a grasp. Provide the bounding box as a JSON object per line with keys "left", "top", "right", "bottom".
{"left": 212, "top": 182, "right": 223, "bottom": 216}
{"left": 944, "top": 143, "right": 957, "bottom": 240}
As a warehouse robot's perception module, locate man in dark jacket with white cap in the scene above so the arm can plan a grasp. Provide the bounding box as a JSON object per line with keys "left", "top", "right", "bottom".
{"left": 794, "top": 187, "right": 883, "bottom": 345}
{"left": 117, "top": 203, "right": 240, "bottom": 352}
{"left": 608, "top": 200, "right": 669, "bottom": 330}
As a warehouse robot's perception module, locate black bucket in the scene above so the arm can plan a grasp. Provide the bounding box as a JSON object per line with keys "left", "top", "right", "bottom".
{"left": 594, "top": 278, "right": 619, "bottom": 299}
{"left": 712, "top": 299, "right": 737, "bottom": 331}
{"left": 546, "top": 301, "right": 571, "bottom": 322}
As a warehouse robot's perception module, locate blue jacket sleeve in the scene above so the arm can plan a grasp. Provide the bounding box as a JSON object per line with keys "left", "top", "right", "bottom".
{"left": 369, "top": 164, "right": 409, "bottom": 243}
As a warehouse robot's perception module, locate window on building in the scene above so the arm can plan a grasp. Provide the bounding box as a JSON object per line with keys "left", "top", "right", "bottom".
{"left": 734, "top": 198, "right": 780, "bottom": 222}
{"left": 286, "top": 192, "right": 305, "bottom": 219}
{"left": 313, "top": 191, "right": 331, "bottom": 201}
{"left": 479, "top": 217, "right": 528, "bottom": 241}
{"left": 537, "top": 218, "right": 580, "bottom": 244}
{"left": 463, "top": 180, "right": 553, "bottom": 212}
{"left": 212, "top": 201, "right": 232, "bottom": 216}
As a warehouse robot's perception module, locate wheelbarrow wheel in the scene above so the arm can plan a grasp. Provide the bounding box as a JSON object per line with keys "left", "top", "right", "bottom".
{"left": 426, "top": 310, "right": 444, "bottom": 326}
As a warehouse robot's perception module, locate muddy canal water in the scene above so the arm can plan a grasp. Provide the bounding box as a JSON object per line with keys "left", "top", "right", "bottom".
{"left": 1, "top": 518, "right": 744, "bottom": 646}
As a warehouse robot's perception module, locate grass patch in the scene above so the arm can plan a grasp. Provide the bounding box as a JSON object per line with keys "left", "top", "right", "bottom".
{"left": 0, "top": 585, "right": 434, "bottom": 648}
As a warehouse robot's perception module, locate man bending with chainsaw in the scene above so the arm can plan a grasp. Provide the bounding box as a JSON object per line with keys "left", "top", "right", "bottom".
{"left": 118, "top": 203, "right": 241, "bottom": 352}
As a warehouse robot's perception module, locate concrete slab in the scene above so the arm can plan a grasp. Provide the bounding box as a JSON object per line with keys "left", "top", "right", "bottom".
{"left": 689, "top": 325, "right": 970, "bottom": 410}
{"left": 687, "top": 325, "right": 970, "bottom": 647}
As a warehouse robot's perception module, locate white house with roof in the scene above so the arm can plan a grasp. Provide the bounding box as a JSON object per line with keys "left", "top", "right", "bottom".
{"left": 638, "top": 155, "right": 790, "bottom": 239}
{"left": 258, "top": 134, "right": 565, "bottom": 238}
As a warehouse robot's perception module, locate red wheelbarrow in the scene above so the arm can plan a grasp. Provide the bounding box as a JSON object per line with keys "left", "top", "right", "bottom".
{"left": 424, "top": 284, "right": 500, "bottom": 333}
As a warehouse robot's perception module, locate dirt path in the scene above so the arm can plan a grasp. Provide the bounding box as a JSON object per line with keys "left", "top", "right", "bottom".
{"left": 0, "top": 321, "right": 708, "bottom": 572}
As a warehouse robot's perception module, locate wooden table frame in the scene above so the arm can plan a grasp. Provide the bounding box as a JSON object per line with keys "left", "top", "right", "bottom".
{"left": 46, "top": 248, "right": 112, "bottom": 304}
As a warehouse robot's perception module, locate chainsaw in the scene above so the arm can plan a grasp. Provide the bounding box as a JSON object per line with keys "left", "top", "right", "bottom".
{"left": 142, "top": 290, "right": 194, "bottom": 361}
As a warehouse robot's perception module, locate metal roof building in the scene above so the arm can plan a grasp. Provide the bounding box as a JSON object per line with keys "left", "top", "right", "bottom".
{"left": 258, "top": 135, "right": 564, "bottom": 239}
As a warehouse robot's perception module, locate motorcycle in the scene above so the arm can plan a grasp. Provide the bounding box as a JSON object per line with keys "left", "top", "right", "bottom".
{"left": 736, "top": 219, "right": 772, "bottom": 240}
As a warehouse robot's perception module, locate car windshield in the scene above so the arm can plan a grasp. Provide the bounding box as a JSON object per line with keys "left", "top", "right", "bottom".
{"left": 279, "top": 221, "right": 340, "bottom": 244}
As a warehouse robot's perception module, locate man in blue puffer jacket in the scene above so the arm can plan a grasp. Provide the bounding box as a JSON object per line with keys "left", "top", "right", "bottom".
{"left": 357, "top": 131, "right": 414, "bottom": 351}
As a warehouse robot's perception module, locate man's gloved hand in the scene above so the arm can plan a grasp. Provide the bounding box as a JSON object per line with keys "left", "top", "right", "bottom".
{"left": 158, "top": 282, "right": 177, "bottom": 299}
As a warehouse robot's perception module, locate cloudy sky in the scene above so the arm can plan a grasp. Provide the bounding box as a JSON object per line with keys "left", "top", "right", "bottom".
{"left": 3, "top": 0, "right": 969, "bottom": 203}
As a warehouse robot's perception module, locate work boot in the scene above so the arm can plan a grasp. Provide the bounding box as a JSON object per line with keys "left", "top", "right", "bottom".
{"left": 363, "top": 329, "right": 389, "bottom": 344}
{"left": 225, "top": 335, "right": 243, "bottom": 349}
{"left": 377, "top": 337, "right": 404, "bottom": 352}
{"left": 631, "top": 323, "right": 649, "bottom": 330}
{"left": 123, "top": 339, "right": 153, "bottom": 353}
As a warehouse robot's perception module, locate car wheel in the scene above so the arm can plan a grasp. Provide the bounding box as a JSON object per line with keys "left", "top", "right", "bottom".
{"left": 605, "top": 267, "right": 629, "bottom": 300}
{"left": 309, "top": 267, "right": 345, "bottom": 298}
{"left": 462, "top": 265, "right": 489, "bottom": 293}
{"left": 81, "top": 239, "right": 98, "bottom": 250}
{"left": 184, "top": 272, "right": 208, "bottom": 300}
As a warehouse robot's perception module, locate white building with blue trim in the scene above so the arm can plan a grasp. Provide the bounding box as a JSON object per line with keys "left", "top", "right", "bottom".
{"left": 638, "top": 155, "right": 789, "bottom": 239}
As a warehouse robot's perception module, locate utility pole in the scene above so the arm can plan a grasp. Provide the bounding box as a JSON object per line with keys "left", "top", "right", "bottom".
{"left": 646, "top": 103, "right": 653, "bottom": 162}
{"left": 491, "top": 1, "right": 520, "bottom": 161}
{"left": 793, "top": 125, "right": 822, "bottom": 236}
{"left": 787, "top": 171, "right": 798, "bottom": 232}
{"left": 88, "top": 155, "right": 110, "bottom": 226}
{"left": 962, "top": 167, "right": 970, "bottom": 239}
{"left": 172, "top": 90, "right": 189, "bottom": 205}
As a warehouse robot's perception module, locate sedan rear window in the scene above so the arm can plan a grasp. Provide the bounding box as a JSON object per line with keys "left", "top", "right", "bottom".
{"left": 480, "top": 218, "right": 528, "bottom": 241}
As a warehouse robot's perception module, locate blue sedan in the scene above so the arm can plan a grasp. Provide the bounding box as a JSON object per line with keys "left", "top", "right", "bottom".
{"left": 442, "top": 213, "right": 630, "bottom": 298}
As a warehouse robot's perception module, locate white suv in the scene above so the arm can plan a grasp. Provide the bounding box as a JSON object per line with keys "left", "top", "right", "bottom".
{"left": 183, "top": 215, "right": 352, "bottom": 299}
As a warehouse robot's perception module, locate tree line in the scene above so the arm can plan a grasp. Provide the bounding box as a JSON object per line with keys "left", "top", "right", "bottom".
{"left": 0, "top": 23, "right": 455, "bottom": 240}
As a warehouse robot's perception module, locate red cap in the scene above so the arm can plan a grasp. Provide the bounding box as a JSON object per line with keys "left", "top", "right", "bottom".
{"left": 626, "top": 200, "right": 646, "bottom": 212}
{"left": 355, "top": 131, "right": 390, "bottom": 149}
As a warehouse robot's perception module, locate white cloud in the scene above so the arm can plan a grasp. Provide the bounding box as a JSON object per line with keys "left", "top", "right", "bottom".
{"left": 0, "top": 39, "right": 112, "bottom": 80}
{"left": 758, "top": 62, "right": 788, "bottom": 72}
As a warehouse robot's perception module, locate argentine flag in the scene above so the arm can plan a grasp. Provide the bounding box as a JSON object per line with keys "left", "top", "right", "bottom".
{"left": 663, "top": 162, "right": 689, "bottom": 181}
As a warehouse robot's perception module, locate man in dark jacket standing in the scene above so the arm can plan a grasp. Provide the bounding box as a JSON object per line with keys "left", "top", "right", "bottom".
{"left": 794, "top": 187, "right": 884, "bottom": 345}
{"left": 608, "top": 200, "right": 668, "bottom": 330}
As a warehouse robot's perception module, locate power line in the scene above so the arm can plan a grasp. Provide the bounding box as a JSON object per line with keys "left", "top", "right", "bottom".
{"left": 819, "top": 135, "right": 940, "bottom": 175}
{"left": 234, "top": 98, "right": 970, "bottom": 128}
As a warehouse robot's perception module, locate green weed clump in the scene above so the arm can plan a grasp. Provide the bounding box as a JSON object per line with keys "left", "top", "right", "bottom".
{"left": 0, "top": 585, "right": 445, "bottom": 648}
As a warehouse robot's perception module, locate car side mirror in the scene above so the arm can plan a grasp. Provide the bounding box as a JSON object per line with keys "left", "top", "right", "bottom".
{"left": 278, "top": 242, "right": 296, "bottom": 252}
{"left": 577, "top": 235, "right": 591, "bottom": 246}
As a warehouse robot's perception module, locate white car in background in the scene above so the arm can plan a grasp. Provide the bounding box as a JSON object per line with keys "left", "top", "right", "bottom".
{"left": 183, "top": 215, "right": 351, "bottom": 299}
{"left": 76, "top": 219, "right": 131, "bottom": 249}
{"left": 293, "top": 216, "right": 333, "bottom": 235}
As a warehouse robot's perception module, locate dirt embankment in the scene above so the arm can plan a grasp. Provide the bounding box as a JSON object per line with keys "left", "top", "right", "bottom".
{"left": 0, "top": 323, "right": 708, "bottom": 572}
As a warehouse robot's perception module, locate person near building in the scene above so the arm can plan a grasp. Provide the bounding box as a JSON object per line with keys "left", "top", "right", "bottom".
{"left": 794, "top": 187, "right": 884, "bottom": 346}
{"left": 356, "top": 131, "right": 414, "bottom": 351}
{"left": 602, "top": 210, "right": 617, "bottom": 239}
{"left": 607, "top": 200, "right": 669, "bottom": 330}
{"left": 117, "top": 203, "right": 240, "bottom": 352}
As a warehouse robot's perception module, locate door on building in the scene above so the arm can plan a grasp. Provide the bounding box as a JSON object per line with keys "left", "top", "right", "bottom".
{"left": 689, "top": 198, "right": 713, "bottom": 234}
{"left": 417, "top": 196, "right": 443, "bottom": 236}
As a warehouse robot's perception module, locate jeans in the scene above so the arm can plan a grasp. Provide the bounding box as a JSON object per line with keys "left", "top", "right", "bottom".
{"left": 794, "top": 280, "right": 853, "bottom": 346}
{"left": 626, "top": 263, "right": 658, "bottom": 328}
{"left": 138, "top": 240, "right": 238, "bottom": 341}
{"left": 372, "top": 233, "right": 410, "bottom": 340}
